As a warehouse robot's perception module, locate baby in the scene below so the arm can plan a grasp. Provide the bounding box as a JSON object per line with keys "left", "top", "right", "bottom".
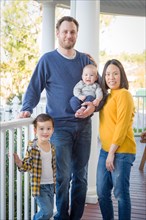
{"left": 70, "top": 64, "right": 103, "bottom": 114}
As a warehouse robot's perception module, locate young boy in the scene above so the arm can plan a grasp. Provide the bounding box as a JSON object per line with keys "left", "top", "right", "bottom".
{"left": 14, "top": 113, "right": 56, "bottom": 220}
{"left": 70, "top": 64, "right": 103, "bottom": 114}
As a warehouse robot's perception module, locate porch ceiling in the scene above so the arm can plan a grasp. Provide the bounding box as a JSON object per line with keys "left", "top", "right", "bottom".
{"left": 44, "top": 0, "right": 146, "bottom": 17}
{"left": 100, "top": 0, "right": 146, "bottom": 17}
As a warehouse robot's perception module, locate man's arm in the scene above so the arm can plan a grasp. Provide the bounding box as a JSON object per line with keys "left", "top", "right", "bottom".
{"left": 19, "top": 56, "right": 47, "bottom": 117}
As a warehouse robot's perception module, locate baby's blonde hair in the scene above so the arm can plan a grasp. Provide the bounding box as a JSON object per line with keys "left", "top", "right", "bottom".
{"left": 83, "top": 64, "right": 98, "bottom": 76}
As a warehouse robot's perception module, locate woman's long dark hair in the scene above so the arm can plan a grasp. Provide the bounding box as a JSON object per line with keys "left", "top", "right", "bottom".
{"left": 102, "top": 59, "right": 129, "bottom": 93}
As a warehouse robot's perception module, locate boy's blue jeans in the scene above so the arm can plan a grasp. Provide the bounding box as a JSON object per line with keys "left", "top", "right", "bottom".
{"left": 33, "top": 184, "right": 54, "bottom": 220}
{"left": 96, "top": 149, "right": 135, "bottom": 220}
{"left": 51, "top": 118, "right": 91, "bottom": 220}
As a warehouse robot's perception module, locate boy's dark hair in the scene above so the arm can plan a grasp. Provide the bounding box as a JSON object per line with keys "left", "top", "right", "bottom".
{"left": 33, "top": 113, "right": 54, "bottom": 128}
{"left": 56, "top": 16, "right": 79, "bottom": 31}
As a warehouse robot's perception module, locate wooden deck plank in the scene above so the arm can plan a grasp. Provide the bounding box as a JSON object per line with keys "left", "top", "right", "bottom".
{"left": 81, "top": 137, "right": 146, "bottom": 220}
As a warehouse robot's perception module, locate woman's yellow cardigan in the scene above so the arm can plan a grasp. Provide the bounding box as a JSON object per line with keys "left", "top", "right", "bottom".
{"left": 99, "top": 88, "right": 136, "bottom": 154}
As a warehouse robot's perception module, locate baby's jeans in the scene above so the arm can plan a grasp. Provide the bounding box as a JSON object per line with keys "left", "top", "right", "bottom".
{"left": 70, "top": 95, "right": 95, "bottom": 112}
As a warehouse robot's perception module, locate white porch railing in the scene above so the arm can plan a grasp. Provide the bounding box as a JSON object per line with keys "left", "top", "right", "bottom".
{"left": 0, "top": 118, "right": 35, "bottom": 220}
{"left": 133, "top": 95, "right": 146, "bottom": 136}
{"left": 0, "top": 95, "right": 146, "bottom": 220}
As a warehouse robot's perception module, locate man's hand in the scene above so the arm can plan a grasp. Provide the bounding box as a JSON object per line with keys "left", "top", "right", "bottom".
{"left": 17, "top": 111, "right": 31, "bottom": 118}
{"left": 75, "top": 101, "right": 95, "bottom": 118}
{"left": 85, "top": 53, "right": 97, "bottom": 67}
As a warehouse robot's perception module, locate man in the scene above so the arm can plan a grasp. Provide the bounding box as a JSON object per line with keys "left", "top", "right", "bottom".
{"left": 19, "top": 16, "right": 105, "bottom": 220}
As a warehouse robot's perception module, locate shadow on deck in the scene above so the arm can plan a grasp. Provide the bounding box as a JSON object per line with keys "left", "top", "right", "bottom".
{"left": 82, "top": 137, "right": 146, "bottom": 220}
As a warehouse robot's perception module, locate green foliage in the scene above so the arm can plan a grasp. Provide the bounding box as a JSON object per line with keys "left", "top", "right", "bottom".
{"left": 133, "top": 127, "right": 146, "bottom": 132}
{"left": 100, "top": 14, "right": 115, "bottom": 33}
{"left": 100, "top": 50, "right": 146, "bottom": 89}
{"left": 99, "top": 15, "right": 145, "bottom": 91}
{"left": 1, "top": 0, "right": 42, "bottom": 102}
{"left": 100, "top": 50, "right": 146, "bottom": 64}
{"left": 6, "top": 93, "right": 23, "bottom": 105}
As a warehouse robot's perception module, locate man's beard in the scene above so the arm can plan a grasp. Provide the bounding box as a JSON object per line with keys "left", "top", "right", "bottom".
{"left": 64, "top": 44, "right": 75, "bottom": 49}
{"left": 60, "top": 40, "right": 76, "bottom": 50}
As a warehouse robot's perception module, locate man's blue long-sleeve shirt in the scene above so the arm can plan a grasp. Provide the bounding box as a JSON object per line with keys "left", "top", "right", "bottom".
{"left": 21, "top": 50, "right": 93, "bottom": 122}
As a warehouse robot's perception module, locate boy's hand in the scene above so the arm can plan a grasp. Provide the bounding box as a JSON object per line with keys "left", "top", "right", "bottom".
{"left": 13, "top": 153, "right": 22, "bottom": 168}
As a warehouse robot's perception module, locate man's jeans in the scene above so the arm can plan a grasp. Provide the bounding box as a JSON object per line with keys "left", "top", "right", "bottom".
{"left": 33, "top": 184, "right": 54, "bottom": 220}
{"left": 51, "top": 118, "right": 91, "bottom": 220}
{"left": 96, "top": 149, "right": 135, "bottom": 220}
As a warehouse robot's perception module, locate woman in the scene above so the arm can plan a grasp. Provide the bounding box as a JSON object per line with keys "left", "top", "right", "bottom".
{"left": 96, "top": 59, "right": 136, "bottom": 220}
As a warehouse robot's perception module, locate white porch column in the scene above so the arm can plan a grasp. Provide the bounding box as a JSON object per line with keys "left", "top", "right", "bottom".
{"left": 40, "top": 1, "right": 56, "bottom": 55}
{"left": 71, "top": 0, "right": 100, "bottom": 204}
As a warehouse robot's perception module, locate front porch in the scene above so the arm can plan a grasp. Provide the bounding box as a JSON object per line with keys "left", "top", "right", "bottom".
{"left": 0, "top": 94, "right": 146, "bottom": 220}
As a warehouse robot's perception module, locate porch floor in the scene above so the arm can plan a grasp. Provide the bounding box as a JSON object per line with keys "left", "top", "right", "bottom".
{"left": 81, "top": 137, "right": 146, "bottom": 220}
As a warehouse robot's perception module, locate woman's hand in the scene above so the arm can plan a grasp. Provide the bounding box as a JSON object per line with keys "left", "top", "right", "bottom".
{"left": 106, "top": 152, "right": 115, "bottom": 172}
{"left": 93, "top": 99, "right": 100, "bottom": 107}
{"left": 106, "top": 144, "right": 119, "bottom": 172}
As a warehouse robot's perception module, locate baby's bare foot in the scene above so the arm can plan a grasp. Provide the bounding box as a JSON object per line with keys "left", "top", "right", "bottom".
{"left": 76, "top": 107, "right": 86, "bottom": 114}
